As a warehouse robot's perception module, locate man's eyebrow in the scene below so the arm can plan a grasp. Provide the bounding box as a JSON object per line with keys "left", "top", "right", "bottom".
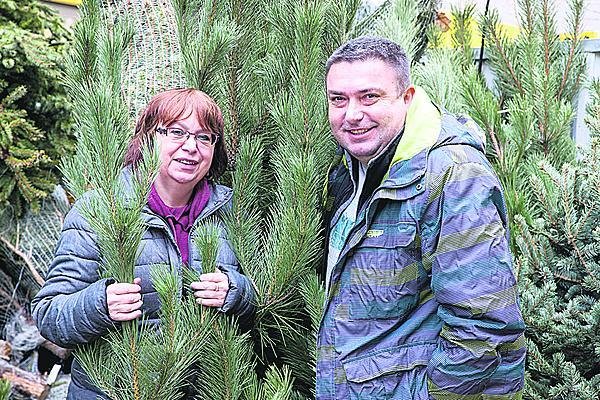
{"left": 357, "top": 88, "right": 383, "bottom": 94}
{"left": 326, "top": 88, "right": 383, "bottom": 95}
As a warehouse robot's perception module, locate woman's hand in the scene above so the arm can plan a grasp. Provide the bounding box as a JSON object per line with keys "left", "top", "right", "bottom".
{"left": 190, "top": 271, "right": 229, "bottom": 308}
{"left": 106, "top": 278, "right": 143, "bottom": 321}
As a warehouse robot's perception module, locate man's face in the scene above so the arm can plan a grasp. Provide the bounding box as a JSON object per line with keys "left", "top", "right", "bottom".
{"left": 326, "top": 59, "right": 414, "bottom": 165}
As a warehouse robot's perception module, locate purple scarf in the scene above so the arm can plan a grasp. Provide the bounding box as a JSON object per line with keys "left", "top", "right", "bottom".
{"left": 147, "top": 180, "right": 211, "bottom": 264}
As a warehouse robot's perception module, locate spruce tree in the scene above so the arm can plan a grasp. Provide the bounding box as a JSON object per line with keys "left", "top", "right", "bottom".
{"left": 0, "top": 0, "right": 75, "bottom": 216}
{"left": 514, "top": 79, "right": 600, "bottom": 398}
{"left": 0, "top": 0, "right": 76, "bottom": 321}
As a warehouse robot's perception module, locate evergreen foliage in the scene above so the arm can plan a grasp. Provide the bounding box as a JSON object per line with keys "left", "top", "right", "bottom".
{"left": 61, "top": 0, "right": 375, "bottom": 397}
{"left": 373, "top": 0, "right": 437, "bottom": 62}
{"left": 411, "top": 5, "right": 471, "bottom": 114}
{"left": 390, "top": 0, "right": 585, "bottom": 229}
{"left": 458, "top": 0, "right": 586, "bottom": 224}
{"left": 370, "top": 0, "right": 437, "bottom": 63}
{"left": 0, "top": 84, "right": 52, "bottom": 215}
{"left": 172, "top": 0, "right": 364, "bottom": 396}
{"left": 0, "top": 378, "right": 9, "bottom": 400}
{"left": 511, "top": 21, "right": 600, "bottom": 400}
{"left": 515, "top": 141, "right": 600, "bottom": 398}
{"left": 585, "top": 79, "right": 600, "bottom": 137}
{"left": 60, "top": 0, "right": 600, "bottom": 398}
{"left": 58, "top": 2, "right": 205, "bottom": 399}
{"left": 377, "top": 1, "right": 597, "bottom": 396}
{"left": 0, "top": 0, "right": 75, "bottom": 216}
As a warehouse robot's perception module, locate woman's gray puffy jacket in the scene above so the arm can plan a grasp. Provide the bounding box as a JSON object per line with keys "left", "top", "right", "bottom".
{"left": 31, "top": 175, "right": 255, "bottom": 399}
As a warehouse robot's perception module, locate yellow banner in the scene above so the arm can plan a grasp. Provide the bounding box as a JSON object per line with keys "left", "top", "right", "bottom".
{"left": 46, "top": 0, "right": 81, "bottom": 5}
{"left": 435, "top": 11, "right": 598, "bottom": 48}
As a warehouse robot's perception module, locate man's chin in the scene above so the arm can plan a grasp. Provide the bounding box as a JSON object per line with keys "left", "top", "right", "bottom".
{"left": 345, "top": 148, "right": 379, "bottom": 165}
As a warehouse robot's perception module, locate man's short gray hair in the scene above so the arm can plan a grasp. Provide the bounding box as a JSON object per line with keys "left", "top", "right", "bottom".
{"left": 325, "top": 36, "right": 411, "bottom": 92}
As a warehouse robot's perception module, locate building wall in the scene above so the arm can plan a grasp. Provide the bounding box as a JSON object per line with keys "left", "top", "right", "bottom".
{"left": 573, "top": 39, "right": 600, "bottom": 148}
{"left": 41, "top": 1, "right": 79, "bottom": 26}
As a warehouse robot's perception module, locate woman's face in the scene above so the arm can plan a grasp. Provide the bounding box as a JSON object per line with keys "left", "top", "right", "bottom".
{"left": 155, "top": 113, "right": 215, "bottom": 192}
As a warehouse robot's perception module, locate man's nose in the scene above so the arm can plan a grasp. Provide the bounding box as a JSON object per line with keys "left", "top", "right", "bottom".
{"left": 345, "top": 99, "right": 364, "bottom": 123}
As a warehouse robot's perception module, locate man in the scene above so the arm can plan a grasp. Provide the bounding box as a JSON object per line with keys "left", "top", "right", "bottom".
{"left": 317, "top": 36, "right": 526, "bottom": 399}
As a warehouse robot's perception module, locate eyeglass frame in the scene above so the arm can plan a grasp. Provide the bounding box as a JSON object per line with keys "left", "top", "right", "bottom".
{"left": 155, "top": 127, "right": 219, "bottom": 146}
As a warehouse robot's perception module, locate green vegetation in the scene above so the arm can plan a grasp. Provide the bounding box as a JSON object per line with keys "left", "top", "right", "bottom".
{"left": 0, "top": 0, "right": 75, "bottom": 216}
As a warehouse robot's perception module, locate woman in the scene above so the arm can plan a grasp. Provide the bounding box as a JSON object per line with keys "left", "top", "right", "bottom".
{"left": 32, "top": 88, "right": 255, "bottom": 399}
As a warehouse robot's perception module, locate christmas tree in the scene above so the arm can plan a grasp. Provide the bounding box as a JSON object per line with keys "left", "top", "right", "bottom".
{"left": 0, "top": 0, "right": 76, "bottom": 332}
{"left": 514, "top": 77, "right": 600, "bottom": 398}
{"left": 0, "top": 0, "right": 75, "bottom": 216}
{"left": 459, "top": 0, "right": 586, "bottom": 226}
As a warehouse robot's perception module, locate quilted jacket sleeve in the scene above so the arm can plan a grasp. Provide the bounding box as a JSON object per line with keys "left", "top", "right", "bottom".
{"left": 422, "top": 160, "right": 526, "bottom": 398}
{"left": 218, "top": 264, "right": 256, "bottom": 320}
{"left": 31, "top": 204, "right": 115, "bottom": 348}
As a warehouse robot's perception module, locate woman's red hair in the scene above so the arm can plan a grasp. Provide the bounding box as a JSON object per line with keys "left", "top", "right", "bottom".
{"left": 124, "top": 88, "right": 228, "bottom": 180}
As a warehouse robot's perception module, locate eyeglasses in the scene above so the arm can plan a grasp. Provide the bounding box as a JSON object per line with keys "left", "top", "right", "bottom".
{"left": 156, "top": 127, "right": 219, "bottom": 146}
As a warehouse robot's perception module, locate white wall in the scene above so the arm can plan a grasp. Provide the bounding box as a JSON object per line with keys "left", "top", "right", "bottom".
{"left": 41, "top": 1, "right": 79, "bottom": 26}
{"left": 573, "top": 39, "right": 600, "bottom": 148}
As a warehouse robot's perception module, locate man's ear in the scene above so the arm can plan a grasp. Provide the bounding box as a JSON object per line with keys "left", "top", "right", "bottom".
{"left": 402, "top": 85, "right": 415, "bottom": 105}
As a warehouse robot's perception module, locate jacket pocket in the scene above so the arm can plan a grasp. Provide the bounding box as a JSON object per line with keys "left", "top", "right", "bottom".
{"left": 347, "top": 221, "right": 421, "bottom": 320}
{"left": 342, "top": 343, "right": 434, "bottom": 399}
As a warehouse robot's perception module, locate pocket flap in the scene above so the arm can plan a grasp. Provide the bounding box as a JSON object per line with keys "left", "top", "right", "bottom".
{"left": 342, "top": 342, "right": 435, "bottom": 383}
{"left": 360, "top": 222, "right": 417, "bottom": 249}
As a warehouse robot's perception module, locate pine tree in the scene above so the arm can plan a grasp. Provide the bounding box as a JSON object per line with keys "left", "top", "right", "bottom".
{"left": 170, "top": 1, "right": 364, "bottom": 396}
{"left": 458, "top": 0, "right": 586, "bottom": 225}
{"left": 376, "top": 1, "right": 597, "bottom": 397}
{"left": 59, "top": 0, "right": 377, "bottom": 398}
{"left": 372, "top": 0, "right": 437, "bottom": 63}
{"left": 58, "top": 2, "right": 207, "bottom": 399}
{"left": 411, "top": 4, "right": 475, "bottom": 114}
{"left": 585, "top": 79, "right": 600, "bottom": 137}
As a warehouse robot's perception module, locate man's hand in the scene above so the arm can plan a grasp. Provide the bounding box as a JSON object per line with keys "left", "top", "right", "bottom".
{"left": 190, "top": 271, "right": 229, "bottom": 308}
{"left": 106, "top": 278, "right": 143, "bottom": 321}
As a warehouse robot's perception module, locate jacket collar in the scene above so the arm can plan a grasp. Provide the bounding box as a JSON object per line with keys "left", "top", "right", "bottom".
{"left": 119, "top": 168, "right": 232, "bottom": 228}
{"left": 142, "top": 182, "right": 232, "bottom": 229}
{"left": 383, "top": 86, "right": 441, "bottom": 187}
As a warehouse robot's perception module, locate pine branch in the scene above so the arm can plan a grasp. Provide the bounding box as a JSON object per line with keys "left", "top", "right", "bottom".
{"left": 482, "top": 10, "right": 524, "bottom": 96}
{"left": 0, "top": 378, "right": 10, "bottom": 400}
{"left": 585, "top": 79, "right": 600, "bottom": 137}
{"left": 542, "top": 0, "right": 552, "bottom": 76}
{"left": 557, "top": 0, "right": 584, "bottom": 101}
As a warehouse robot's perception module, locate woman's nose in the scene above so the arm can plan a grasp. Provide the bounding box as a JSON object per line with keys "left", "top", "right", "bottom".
{"left": 181, "top": 134, "right": 198, "bottom": 151}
